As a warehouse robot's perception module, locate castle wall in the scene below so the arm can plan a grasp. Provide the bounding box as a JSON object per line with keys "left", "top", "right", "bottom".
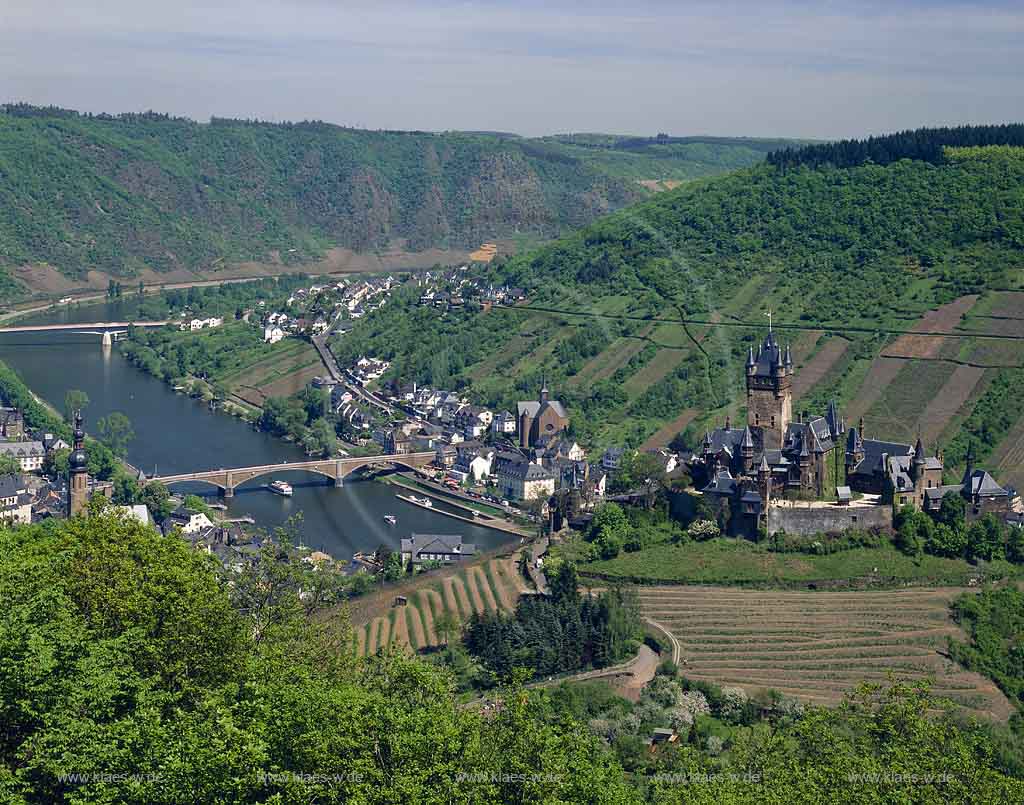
{"left": 767, "top": 502, "right": 891, "bottom": 536}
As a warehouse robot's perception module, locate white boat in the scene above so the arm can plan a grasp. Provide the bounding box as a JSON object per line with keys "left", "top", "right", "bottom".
{"left": 411, "top": 495, "right": 433, "bottom": 508}
{"left": 384, "top": 515, "right": 397, "bottom": 525}
{"left": 268, "top": 480, "right": 293, "bottom": 497}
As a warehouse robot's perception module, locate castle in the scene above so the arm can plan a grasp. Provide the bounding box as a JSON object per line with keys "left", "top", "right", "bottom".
{"left": 690, "top": 327, "right": 1015, "bottom": 534}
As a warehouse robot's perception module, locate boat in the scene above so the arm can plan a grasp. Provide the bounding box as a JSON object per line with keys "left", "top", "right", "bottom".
{"left": 268, "top": 480, "right": 293, "bottom": 497}
{"left": 384, "top": 515, "right": 397, "bottom": 525}
{"left": 411, "top": 495, "right": 433, "bottom": 508}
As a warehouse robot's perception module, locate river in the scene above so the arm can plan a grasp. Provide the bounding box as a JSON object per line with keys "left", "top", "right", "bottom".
{"left": 0, "top": 299, "right": 511, "bottom": 558}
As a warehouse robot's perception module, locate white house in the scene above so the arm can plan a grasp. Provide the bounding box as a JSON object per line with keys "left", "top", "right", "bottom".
{"left": 0, "top": 474, "right": 32, "bottom": 524}
{"left": 263, "top": 326, "right": 285, "bottom": 344}
{"left": 165, "top": 507, "right": 214, "bottom": 535}
{"left": 0, "top": 441, "right": 44, "bottom": 472}
{"left": 492, "top": 411, "right": 517, "bottom": 435}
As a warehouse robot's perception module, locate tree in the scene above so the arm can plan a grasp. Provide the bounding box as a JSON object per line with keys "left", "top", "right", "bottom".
{"left": 588, "top": 502, "right": 630, "bottom": 560}
{"left": 382, "top": 551, "right": 404, "bottom": 582}
{"left": 43, "top": 447, "right": 70, "bottom": 478}
{"left": 0, "top": 454, "right": 20, "bottom": 476}
{"left": 63, "top": 389, "right": 89, "bottom": 422}
{"left": 139, "top": 481, "right": 173, "bottom": 522}
{"left": 309, "top": 417, "right": 337, "bottom": 457}
{"left": 112, "top": 475, "right": 140, "bottom": 505}
{"left": 938, "top": 492, "right": 967, "bottom": 530}
{"left": 97, "top": 412, "right": 134, "bottom": 459}
{"left": 967, "top": 514, "right": 1006, "bottom": 562}
{"left": 434, "top": 611, "right": 460, "bottom": 646}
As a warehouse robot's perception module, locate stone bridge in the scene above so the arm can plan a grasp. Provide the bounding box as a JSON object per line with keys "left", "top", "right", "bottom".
{"left": 149, "top": 451, "right": 435, "bottom": 497}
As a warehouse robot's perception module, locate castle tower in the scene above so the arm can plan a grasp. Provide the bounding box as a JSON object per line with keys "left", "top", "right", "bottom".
{"left": 911, "top": 436, "right": 927, "bottom": 507}
{"left": 845, "top": 426, "right": 864, "bottom": 475}
{"left": 746, "top": 329, "right": 792, "bottom": 450}
{"left": 740, "top": 426, "right": 755, "bottom": 474}
{"left": 757, "top": 454, "right": 772, "bottom": 510}
{"left": 68, "top": 410, "right": 89, "bottom": 517}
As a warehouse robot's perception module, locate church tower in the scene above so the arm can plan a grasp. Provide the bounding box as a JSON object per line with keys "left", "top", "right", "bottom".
{"left": 68, "top": 410, "right": 89, "bottom": 517}
{"left": 745, "top": 326, "right": 793, "bottom": 450}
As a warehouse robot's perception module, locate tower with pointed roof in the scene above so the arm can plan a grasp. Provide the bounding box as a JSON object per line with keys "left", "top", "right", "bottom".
{"left": 67, "top": 410, "right": 89, "bottom": 517}
{"left": 745, "top": 329, "right": 793, "bottom": 450}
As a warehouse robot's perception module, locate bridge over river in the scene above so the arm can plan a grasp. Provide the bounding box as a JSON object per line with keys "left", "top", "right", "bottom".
{"left": 0, "top": 321, "right": 170, "bottom": 344}
{"left": 149, "top": 451, "right": 436, "bottom": 496}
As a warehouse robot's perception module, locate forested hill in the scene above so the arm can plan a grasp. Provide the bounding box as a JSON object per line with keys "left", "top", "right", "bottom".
{"left": 497, "top": 142, "right": 1024, "bottom": 323}
{"left": 334, "top": 140, "right": 1024, "bottom": 457}
{"left": 0, "top": 105, "right": 783, "bottom": 293}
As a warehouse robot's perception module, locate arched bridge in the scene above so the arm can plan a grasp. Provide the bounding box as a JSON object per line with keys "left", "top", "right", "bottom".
{"left": 148, "top": 451, "right": 436, "bottom": 497}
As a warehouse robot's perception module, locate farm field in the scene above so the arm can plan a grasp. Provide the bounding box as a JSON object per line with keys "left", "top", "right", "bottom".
{"left": 989, "top": 413, "right": 1024, "bottom": 494}
{"left": 353, "top": 555, "right": 529, "bottom": 656}
{"left": 635, "top": 585, "right": 1014, "bottom": 720}
{"left": 579, "top": 538, "right": 1019, "bottom": 587}
{"left": 862, "top": 359, "right": 956, "bottom": 444}
{"left": 918, "top": 364, "right": 987, "bottom": 444}
{"left": 791, "top": 337, "right": 850, "bottom": 399}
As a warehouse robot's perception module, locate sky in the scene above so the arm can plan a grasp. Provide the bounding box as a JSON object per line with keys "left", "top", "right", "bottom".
{"left": 1, "top": 1, "right": 1022, "bottom": 139}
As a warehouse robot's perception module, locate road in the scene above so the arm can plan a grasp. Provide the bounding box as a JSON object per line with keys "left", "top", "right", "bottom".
{"left": 311, "top": 316, "right": 394, "bottom": 415}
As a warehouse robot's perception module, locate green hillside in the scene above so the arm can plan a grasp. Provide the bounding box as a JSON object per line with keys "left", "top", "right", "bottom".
{"left": 333, "top": 139, "right": 1024, "bottom": 480}
{"left": 0, "top": 105, "right": 782, "bottom": 297}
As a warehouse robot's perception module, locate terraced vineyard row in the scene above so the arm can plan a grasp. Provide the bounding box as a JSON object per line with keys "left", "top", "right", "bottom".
{"left": 355, "top": 556, "right": 529, "bottom": 655}
{"left": 635, "top": 585, "right": 1013, "bottom": 721}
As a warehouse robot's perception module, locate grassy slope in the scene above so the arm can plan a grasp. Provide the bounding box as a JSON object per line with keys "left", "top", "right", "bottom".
{"left": 334, "top": 146, "right": 1024, "bottom": 462}
{"left": 579, "top": 539, "right": 1020, "bottom": 587}
{"left": 0, "top": 108, "right": 783, "bottom": 294}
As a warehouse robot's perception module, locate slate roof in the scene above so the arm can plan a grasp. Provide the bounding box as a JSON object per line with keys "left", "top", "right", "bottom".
{"left": 517, "top": 398, "right": 568, "bottom": 419}
{"left": 962, "top": 470, "right": 1009, "bottom": 499}
{"left": 849, "top": 438, "right": 913, "bottom": 477}
{"left": 0, "top": 473, "right": 28, "bottom": 498}
{"left": 748, "top": 332, "right": 786, "bottom": 378}
{"left": 703, "top": 469, "right": 737, "bottom": 496}
{"left": 400, "top": 533, "right": 476, "bottom": 560}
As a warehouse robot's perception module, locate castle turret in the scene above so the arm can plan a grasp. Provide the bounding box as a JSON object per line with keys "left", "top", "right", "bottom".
{"left": 68, "top": 410, "right": 89, "bottom": 517}
{"left": 912, "top": 436, "right": 927, "bottom": 506}
{"left": 845, "top": 426, "right": 864, "bottom": 474}
{"left": 740, "top": 426, "right": 755, "bottom": 473}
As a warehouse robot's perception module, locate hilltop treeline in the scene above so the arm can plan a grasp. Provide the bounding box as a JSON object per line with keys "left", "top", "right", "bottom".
{"left": 767, "top": 123, "right": 1024, "bottom": 169}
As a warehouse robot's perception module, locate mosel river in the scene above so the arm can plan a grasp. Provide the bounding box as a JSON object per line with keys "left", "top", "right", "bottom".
{"left": 0, "top": 299, "right": 509, "bottom": 558}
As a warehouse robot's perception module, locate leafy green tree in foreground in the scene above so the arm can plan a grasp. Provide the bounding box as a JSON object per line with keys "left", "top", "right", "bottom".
{"left": 0, "top": 510, "right": 640, "bottom": 804}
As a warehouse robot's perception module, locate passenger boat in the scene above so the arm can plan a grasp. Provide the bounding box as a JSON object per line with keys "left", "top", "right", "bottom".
{"left": 411, "top": 495, "right": 433, "bottom": 508}
{"left": 384, "top": 514, "right": 397, "bottom": 525}
{"left": 268, "top": 480, "right": 293, "bottom": 497}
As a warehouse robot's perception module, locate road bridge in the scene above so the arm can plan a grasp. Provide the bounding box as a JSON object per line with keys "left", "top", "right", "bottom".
{"left": 148, "top": 451, "right": 435, "bottom": 497}
{"left": 0, "top": 321, "right": 170, "bottom": 345}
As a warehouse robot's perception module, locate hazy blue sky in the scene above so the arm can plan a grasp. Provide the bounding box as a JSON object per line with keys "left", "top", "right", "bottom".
{"left": 2, "top": 1, "right": 1021, "bottom": 138}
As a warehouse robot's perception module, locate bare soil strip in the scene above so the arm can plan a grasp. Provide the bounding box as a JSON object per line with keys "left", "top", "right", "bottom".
{"left": 417, "top": 590, "right": 439, "bottom": 644}
{"left": 792, "top": 338, "right": 850, "bottom": 398}
{"left": 624, "top": 347, "right": 688, "bottom": 398}
{"left": 918, "top": 365, "right": 986, "bottom": 444}
{"left": 474, "top": 566, "right": 500, "bottom": 612}
{"left": 640, "top": 409, "right": 698, "bottom": 450}
{"left": 489, "top": 559, "right": 519, "bottom": 610}
{"left": 377, "top": 614, "right": 392, "bottom": 649}
{"left": 366, "top": 618, "right": 380, "bottom": 655}
{"left": 441, "top": 578, "right": 462, "bottom": 616}
{"left": 845, "top": 357, "right": 907, "bottom": 423}
{"left": 882, "top": 296, "right": 980, "bottom": 359}
{"left": 446, "top": 577, "right": 475, "bottom": 620}
{"left": 405, "top": 605, "right": 426, "bottom": 649}
{"left": 461, "top": 568, "right": 487, "bottom": 613}
{"left": 390, "top": 607, "right": 410, "bottom": 649}
{"left": 355, "top": 624, "right": 366, "bottom": 656}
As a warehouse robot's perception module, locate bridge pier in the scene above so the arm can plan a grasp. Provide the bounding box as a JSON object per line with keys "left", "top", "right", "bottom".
{"left": 334, "top": 461, "right": 345, "bottom": 487}
{"left": 102, "top": 331, "right": 112, "bottom": 347}
{"left": 221, "top": 486, "right": 233, "bottom": 498}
